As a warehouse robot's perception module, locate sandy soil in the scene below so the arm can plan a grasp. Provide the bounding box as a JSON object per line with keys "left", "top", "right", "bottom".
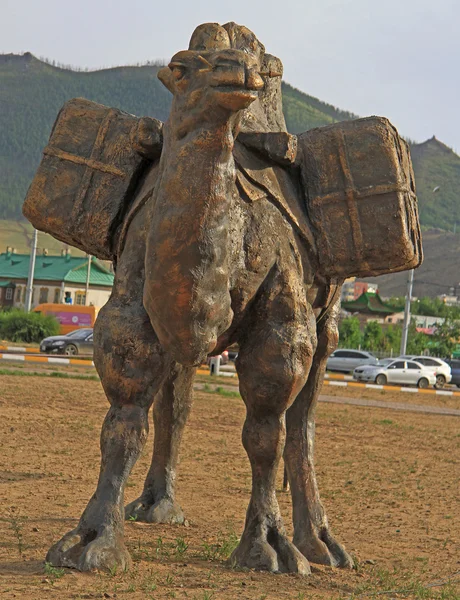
{"left": 0, "top": 375, "right": 459, "bottom": 599}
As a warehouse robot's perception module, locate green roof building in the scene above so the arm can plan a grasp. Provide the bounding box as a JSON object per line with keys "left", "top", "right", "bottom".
{"left": 342, "top": 291, "right": 405, "bottom": 324}
{"left": 0, "top": 248, "right": 114, "bottom": 309}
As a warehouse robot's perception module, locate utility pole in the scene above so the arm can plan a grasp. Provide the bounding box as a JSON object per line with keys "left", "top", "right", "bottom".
{"left": 85, "top": 254, "right": 92, "bottom": 306}
{"left": 400, "top": 269, "right": 414, "bottom": 356}
{"left": 25, "top": 228, "right": 38, "bottom": 312}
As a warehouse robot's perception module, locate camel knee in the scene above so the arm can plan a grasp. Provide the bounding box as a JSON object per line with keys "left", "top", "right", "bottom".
{"left": 237, "top": 334, "right": 316, "bottom": 416}
{"left": 101, "top": 404, "right": 150, "bottom": 452}
{"left": 94, "top": 300, "right": 168, "bottom": 406}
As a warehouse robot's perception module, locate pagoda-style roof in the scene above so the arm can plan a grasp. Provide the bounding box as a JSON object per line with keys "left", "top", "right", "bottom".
{"left": 0, "top": 252, "right": 114, "bottom": 287}
{"left": 342, "top": 291, "right": 402, "bottom": 315}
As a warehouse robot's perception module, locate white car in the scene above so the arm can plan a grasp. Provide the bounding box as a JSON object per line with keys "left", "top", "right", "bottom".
{"left": 353, "top": 357, "right": 394, "bottom": 371}
{"left": 404, "top": 356, "right": 452, "bottom": 388}
{"left": 353, "top": 359, "right": 437, "bottom": 388}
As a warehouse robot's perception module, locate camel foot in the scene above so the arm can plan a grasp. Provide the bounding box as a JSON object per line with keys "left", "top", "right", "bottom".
{"left": 46, "top": 526, "right": 131, "bottom": 572}
{"left": 294, "top": 527, "right": 353, "bottom": 569}
{"left": 125, "top": 496, "right": 185, "bottom": 524}
{"left": 230, "top": 523, "right": 310, "bottom": 575}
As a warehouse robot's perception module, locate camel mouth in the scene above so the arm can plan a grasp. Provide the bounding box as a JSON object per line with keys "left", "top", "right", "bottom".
{"left": 212, "top": 85, "right": 259, "bottom": 98}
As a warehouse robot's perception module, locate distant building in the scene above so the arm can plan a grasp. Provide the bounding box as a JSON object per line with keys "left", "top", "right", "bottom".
{"left": 0, "top": 248, "right": 114, "bottom": 309}
{"left": 438, "top": 294, "right": 459, "bottom": 306}
{"left": 341, "top": 291, "right": 403, "bottom": 324}
{"left": 341, "top": 278, "right": 378, "bottom": 303}
{"left": 413, "top": 315, "right": 445, "bottom": 328}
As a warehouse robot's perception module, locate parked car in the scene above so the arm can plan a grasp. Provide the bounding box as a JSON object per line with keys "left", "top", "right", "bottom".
{"left": 353, "top": 359, "right": 436, "bottom": 388}
{"left": 400, "top": 356, "right": 452, "bottom": 388}
{"left": 40, "top": 328, "right": 94, "bottom": 356}
{"left": 445, "top": 359, "right": 460, "bottom": 387}
{"left": 326, "top": 349, "right": 378, "bottom": 373}
{"left": 350, "top": 357, "right": 394, "bottom": 374}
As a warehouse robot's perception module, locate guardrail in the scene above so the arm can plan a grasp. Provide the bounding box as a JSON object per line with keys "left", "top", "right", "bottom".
{"left": 0, "top": 345, "right": 40, "bottom": 354}
{"left": 0, "top": 352, "right": 94, "bottom": 367}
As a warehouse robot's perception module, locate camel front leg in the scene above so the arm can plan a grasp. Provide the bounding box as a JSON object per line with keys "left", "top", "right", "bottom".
{"left": 230, "top": 267, "right": 316, "bottom": 574}
{"left": 125, "top": 363, "right": 195, "bottom": 524}
{"left": 284, "top": 299, "right": 354, "bottom": 568}
{"left": 46, "top": 299, "right": 170, "bottom": 572}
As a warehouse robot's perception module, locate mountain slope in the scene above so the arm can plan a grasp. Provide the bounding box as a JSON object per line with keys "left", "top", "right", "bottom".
{"left": 0, "top": 53, "right": 356, "bottom": 220}
{"left": 0, "top": 53, "right": 171, "bottom": 220}
{"left": 1, "top": 52, "right": 460, "bottom": 276}
{"left": 409, "top": 137, "right": 460, "bottom": 231}
{"left": 370, "top": 229, "right": 460, "bottom": 298}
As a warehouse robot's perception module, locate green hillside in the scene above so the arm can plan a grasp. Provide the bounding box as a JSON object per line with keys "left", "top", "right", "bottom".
{"left": 1, "top": 53, "right": 460, "bottom": 235}
{"left": 0, "top": 53, "right": 357, "bottom": 220}
{"left": 0, "top": 53, "right": 171, "bottom": 220}
{"left": 409, "top": 137, "right": 460, "bottom": 231}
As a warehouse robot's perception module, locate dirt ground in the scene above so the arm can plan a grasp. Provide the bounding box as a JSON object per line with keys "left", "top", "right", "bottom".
{"left": 0, "top": 374, "right": 459, "bottom": 599}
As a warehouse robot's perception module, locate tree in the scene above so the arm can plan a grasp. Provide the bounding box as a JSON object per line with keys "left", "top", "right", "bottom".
{"left": 362, "top": 321, "right": 383, "bottom": 351}
{"left": 430, "top": 319, "right": 460, "bottom": 357}
{"left": 381, "top": 324, "right": 401, "bottom": 354}
{"left": 406, "top": 322, "right": 429, "bottom": 355}
{"left": 338, "top": 317, "right": 362, "bottom": 348}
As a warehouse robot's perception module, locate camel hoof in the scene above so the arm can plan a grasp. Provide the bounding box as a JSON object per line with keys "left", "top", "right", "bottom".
{"left": 125, "top": 497, "right": 185, "bottom": 524}
{"left": 230, "top": 528, "right": 311, "bottom": 575}
{"left": 294, "top": 529, "right": 354, "bottom": 569}
{"left": 46, "top": 527, "right": 131, "bottom": 572}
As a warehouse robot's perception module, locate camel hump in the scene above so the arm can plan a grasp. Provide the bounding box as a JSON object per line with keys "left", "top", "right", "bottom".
{"left": 189, "top": 23, "right": 231, "bottom": 51}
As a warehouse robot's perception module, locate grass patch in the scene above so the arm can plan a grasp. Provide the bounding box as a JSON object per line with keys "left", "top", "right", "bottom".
{"left": 44, "top": 562, "right": 66, "bottom": 584}
{"left": 348, "top": 566, "right": 460, "bottom": 599}
{"left": 0, "top": 368, "right": 99, "bottom": 381}
{"left": 199, "top": 531, "right": 239, "bottom": 562}
{"left": 215, "top": 386, "right": 241, "bottom": 398}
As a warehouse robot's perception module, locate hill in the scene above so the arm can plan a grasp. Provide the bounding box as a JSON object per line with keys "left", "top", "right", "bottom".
{"left": 0, "top": 53, "right": 357, "bottom": 220}
{"left": 409, "top": 137, "right": 460, "bottom": 231}
{"left": 369, "top": 229, "right": 460, "bottom": 298}
{"left": 0, "top": 53, "right": 172, "bottom": 220}
{"left": 1, "top": 53, "right": 459, "bottom": 299}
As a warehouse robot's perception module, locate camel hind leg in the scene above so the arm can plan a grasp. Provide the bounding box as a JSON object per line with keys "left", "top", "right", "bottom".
{"left": 284, "top": 297, "right": 354, "bottom": 568}
{"left": 125, "top": 363, "right": 195, "bottom": 524}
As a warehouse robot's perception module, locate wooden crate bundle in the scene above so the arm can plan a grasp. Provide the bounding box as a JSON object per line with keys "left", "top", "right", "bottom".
{"left": 23, "top": 98, "right": 162, "bottom": 260}
{"left": 297, "top": 116, "right": 422, "bottom": 279}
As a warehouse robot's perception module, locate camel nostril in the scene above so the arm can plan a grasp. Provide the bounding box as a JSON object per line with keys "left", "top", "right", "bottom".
{"left": 246, "top": 70, "right": 264, "bottom": 91}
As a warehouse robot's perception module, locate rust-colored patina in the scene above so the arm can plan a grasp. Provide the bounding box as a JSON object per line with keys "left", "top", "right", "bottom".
{"left": 24, "top": 22, "right": 422, "bottom": 575}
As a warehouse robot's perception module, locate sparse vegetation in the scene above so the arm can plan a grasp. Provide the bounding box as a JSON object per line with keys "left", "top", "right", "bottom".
{"left": 7, "top": 508, "right": 26, "bottom": 556}
{"left": 44, "top": 561, "right": 66, "bottom": 584}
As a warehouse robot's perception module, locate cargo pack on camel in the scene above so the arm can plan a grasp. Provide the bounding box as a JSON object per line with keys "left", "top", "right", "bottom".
{"left": 24, "top": 22, "right": 422, "bottom": 575}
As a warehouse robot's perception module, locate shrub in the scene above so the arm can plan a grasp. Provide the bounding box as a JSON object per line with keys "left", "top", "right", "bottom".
{"left": 0, "top": 309, "right": 59, "bottom": 343}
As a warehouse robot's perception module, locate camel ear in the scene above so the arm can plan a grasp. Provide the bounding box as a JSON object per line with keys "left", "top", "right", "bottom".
{"left": 158, "top": 66, "right": 176, "bottom": 93}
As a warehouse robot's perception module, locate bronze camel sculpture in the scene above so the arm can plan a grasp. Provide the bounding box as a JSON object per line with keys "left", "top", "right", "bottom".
{"left": 44, "top": 22, "right": 350, "bottom": 575}
{"left": 24, "top": 22, "right": 420, "bottom": 575}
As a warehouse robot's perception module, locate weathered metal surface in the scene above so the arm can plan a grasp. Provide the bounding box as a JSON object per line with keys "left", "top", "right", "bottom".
{"left": 23, "top": 98, "right": 162, "bottom": 260}
{"left": 24, "top": 22, "right": 422, "bottom": 578}
{"left": 297, "top": 117, "right": 422, "bottom": 278}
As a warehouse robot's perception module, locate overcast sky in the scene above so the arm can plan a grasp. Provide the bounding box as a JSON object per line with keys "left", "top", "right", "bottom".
{"left": 3, "top": 0, "right": 459, "bottom": 151}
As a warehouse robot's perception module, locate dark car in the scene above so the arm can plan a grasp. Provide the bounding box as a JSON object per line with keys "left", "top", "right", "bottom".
{"left": 445, "top": 359, "right": 460, "bottom": 387}
{"left": 40, "top": 328, "right": 94, "bottom": 356}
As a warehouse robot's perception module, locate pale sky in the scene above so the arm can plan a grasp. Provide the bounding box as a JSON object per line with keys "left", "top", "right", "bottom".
{"left": 2, "top": 0, "right": 459, "bottom": 151}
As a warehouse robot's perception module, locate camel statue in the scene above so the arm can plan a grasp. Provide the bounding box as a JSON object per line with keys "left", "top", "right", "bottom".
{"left": 44, "top": 22, "right": 350, "bottom": 575}
{"left": 37, "top": 22, "right": 421, "bottom": 575}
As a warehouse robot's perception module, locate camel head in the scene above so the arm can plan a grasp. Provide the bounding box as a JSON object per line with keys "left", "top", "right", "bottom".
{"left": 158, "top": 23, "right": 266, "bottom": 134}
